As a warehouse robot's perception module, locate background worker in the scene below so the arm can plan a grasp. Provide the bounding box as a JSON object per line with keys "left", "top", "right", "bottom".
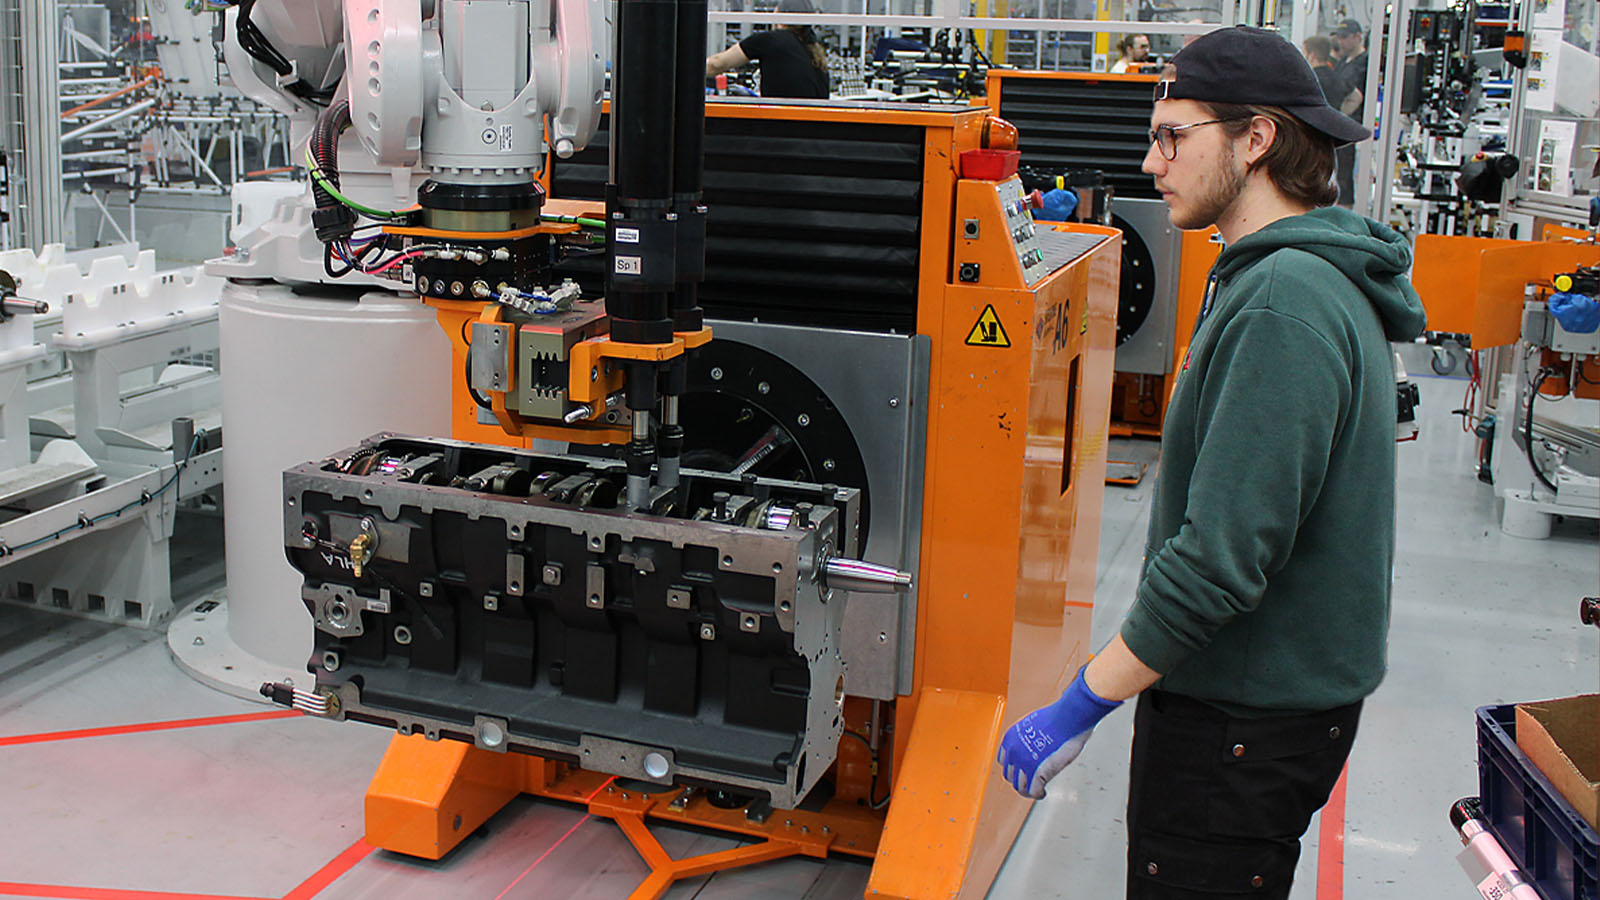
{"left": 705, "top": 0, "right": 830, "bottom": 99}
{"left": 1330, "top": 18, "right": 1370, "bottom": 206}
{"left": 996, "top": 25, "right": 1426, "bottom": 899}
{"left": 1111, "top": 34, "right": 1152, "bottom": 73}
{"left": 1302, "top": 34, "right": 1343, "bottom": 107}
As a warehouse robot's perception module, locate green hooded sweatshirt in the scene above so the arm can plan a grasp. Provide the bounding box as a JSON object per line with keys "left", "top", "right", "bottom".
{"left": 1120, "top": 206, "right": 1428, "bottom": 717}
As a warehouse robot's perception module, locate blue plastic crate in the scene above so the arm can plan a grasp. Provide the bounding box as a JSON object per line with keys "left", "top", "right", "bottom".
{"left": 1478, "top": 705, "right": 1600, "bottom": 900}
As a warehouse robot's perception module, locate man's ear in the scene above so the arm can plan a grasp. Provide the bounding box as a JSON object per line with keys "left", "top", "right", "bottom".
{"left": 1243, "top": 115, "right": 1277, "bottom": 167}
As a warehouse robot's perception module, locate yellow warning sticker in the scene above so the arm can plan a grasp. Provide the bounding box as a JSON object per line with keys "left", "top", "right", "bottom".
{"left": 965, "top": 304, "right": 1011, "bottom": 348}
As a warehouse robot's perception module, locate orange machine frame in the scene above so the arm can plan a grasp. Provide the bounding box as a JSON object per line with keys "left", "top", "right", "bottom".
{"left": 983, "top": 69, "right": 1222, "bottom": 440}
{"left": 983, "top": 67, "right": 1159, "bottom": 100}
{"left": 368, "top": 100, "right": 1121, "bottom": 899}
{"left": 1413, "top": 232, "right": 1600, "bottom": 350}
{"left": 1412, "top": 231, "right": 1600, "bottom": 400}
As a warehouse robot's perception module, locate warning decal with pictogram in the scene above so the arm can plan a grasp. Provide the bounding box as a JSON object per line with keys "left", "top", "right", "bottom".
{"left": 965, "top": 304, "right": 1011, "bottom": 348}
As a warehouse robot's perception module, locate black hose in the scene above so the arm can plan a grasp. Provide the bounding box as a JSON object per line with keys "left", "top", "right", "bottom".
{"left": 463, "top": 341, "right": 494, "bottom": 411}
{"left": 1525, "top": 368, "right": 1558, "bottom": 493}
{"left": 309, "top": 100, "right": 356, "bottom": 242}
{"left": 236, "top": 0, "right": 333, "bottom": 106}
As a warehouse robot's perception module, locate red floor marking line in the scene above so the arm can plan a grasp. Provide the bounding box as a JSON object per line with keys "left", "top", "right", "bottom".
{"left": 491, "top": 777, "right": 617, "bottom": 900}
{"left": 1315, "top": 763, "right": 1351, "bottom": 900}
{"left": 0, "top": 711, "right": 301, "bottom": 748}
{"left": 279, "top": 840, "right": 375, "bottom": 900}
{"left": 0, "top": 882, "right": 271, "bottom": 900}
{"left": 493, "top": 816, "right": 594, "bottom": 900}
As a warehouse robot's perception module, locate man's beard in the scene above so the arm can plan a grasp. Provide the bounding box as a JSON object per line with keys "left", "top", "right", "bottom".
{"left": 1172, "top": 143, "right": 1247, "bottom": 230}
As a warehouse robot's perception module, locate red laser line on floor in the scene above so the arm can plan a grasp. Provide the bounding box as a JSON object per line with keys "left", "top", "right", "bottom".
{"left": 0, "top": 841, "right": 371, "bottom": 900}
{"left": 0, "top": 711, "right": 300, "bottom": 748}
{"left": 1315, "top": 763, "right": 1350, "bottom": 900}
{"left": 492, "top": 777, "right": 618, "bottom": 900}
{"left": 0, "top": 882, "right": 271, "bottom": 900}
{"left": 280, "top": 840, "right": 375, "bottom": 900}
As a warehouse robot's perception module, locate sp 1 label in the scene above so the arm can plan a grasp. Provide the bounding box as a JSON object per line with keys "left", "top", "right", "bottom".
{"left": 615, "top": 256, "right": 642, "bottom": 275}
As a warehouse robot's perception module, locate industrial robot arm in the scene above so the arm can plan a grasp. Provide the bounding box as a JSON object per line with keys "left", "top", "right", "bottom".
{"left": 223, "top": 0, "right": 603, "bottom": 168}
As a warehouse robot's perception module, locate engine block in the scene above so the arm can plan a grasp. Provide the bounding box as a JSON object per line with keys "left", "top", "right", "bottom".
{"left": 279, "top": 433, "right": 862, "bottom": 808}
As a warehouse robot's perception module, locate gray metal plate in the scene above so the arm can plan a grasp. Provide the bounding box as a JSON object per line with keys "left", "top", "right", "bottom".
{"left": 706, "top": 321, "right": 930, "bottom": 700}
{"left": 1110, "top": 197, "right": 1188, "bottom": 376}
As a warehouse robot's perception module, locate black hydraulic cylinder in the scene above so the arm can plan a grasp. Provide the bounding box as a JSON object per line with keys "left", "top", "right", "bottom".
{"left": 670, "top": 0, "right": 706, "bottom": 199}
{"left": 669, "top": 0, "right": 708, "bottom": 334}
{"left": 607, "top": 0, "right": 679, "bottom": 345}
{"left": 610, "top": 0, "right": 677, "bottom": 202}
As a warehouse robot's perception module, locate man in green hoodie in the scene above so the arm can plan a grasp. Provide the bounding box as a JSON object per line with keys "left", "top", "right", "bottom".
{"left": 996, "top": 26, "right": 1427, "bottom": 898}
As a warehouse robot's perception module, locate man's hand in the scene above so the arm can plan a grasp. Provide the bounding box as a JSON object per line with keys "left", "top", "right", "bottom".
{"left": 997, "top": 666, "right": 1122, "bottom": 799}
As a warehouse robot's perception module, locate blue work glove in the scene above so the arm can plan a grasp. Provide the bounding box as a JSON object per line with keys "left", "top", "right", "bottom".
{"left": 1550, "top": 291, "right": 1600, "bottom": 334}
{"left": 1030, "top": 187, "right": 1079, "bottom": 222}
{"left": 997, "top": 666, "right": 1122, "bottom": 799}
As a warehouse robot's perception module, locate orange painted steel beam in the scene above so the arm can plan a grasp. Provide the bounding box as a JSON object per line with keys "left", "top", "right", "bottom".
{"left": 1474, "top": 241, "right": 1599, "bottom": 348}
{"left": 868, "top": 688, "right": 1006, "bottom": 899}
{"left": 598, "top": 803, "right": 819, "bottom": 900}
{"left": 365, "top": 735, "right": 526, "bottom": 860}
{"left": 1411, "top": 234, "right": 1522, "bottom": 337}
{"left": 575, "top": 778, "right": 834, "bottom": 900}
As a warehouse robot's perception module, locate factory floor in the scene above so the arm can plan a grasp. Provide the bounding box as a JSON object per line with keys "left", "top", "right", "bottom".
{"left": 1, "top": 352, "right": 1595, "bottom": 900}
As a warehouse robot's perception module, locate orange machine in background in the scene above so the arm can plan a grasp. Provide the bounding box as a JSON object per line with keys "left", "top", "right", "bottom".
{"left": 1412, "top": 232, "right": 1600, "bottom": 400}
{"left": 363, "top": 100, "right": 1121, "bottom": 899}
{"left": 1412, "top": 229, "right": 1598, "bottom": 538}
{"left": 986, "top": 69, "right": 1219, "bottom": 439}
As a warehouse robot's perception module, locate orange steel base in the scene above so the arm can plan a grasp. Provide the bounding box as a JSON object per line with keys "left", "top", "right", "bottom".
{"left": 368, "top": 101, "right": 1120, "bottom": 899}
{"left": 367, "top": 733, "right": 881, "bottom": 898}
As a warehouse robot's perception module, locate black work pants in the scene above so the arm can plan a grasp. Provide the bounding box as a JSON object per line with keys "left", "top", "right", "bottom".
{"left": 1125, "top": 690, "right": 1361, "bottom": 899}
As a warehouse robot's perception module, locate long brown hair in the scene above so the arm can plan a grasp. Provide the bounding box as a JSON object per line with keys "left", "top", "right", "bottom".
{"left": 1204, "top": 102, "right": 1339, "bottom": 207}
{"left": 782, "top": 25, "right": 828, "bottom": 73}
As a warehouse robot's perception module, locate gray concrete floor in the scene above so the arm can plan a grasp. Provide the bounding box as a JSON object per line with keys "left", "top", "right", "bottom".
{"left": 0, "top": 357, "right": 1593, "bottom": 900}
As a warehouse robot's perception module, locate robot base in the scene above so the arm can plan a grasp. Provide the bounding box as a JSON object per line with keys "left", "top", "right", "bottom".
{"left": 167, "top": 596, "right": 312, "bottom": 703}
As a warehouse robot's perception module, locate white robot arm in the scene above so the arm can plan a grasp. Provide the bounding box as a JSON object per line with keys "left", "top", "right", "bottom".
{"left": 222, "top": 0, "right": 604, "bottom": 217}
{"left": 341, "top": 0, "right": 603, "bottom": 175}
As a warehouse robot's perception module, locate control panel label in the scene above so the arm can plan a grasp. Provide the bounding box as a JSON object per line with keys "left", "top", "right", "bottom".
{"left": 615, "top": 256, "right": 642, "bottom": 275}
{"left": 966, "top": 304, "right": 1011, "bottom": 348}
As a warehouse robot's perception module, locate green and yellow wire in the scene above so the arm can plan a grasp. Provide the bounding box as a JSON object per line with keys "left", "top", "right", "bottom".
{"left": 304, "top": 148, "right": 409, "bottom": 220}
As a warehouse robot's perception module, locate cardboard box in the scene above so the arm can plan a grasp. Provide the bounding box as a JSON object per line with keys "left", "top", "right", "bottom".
{"left": 1516, "top": 694, "right": 1600, "bottom": 831}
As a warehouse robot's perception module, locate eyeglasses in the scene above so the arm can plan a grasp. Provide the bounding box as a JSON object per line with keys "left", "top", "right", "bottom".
{"left": 1147, "top": 118, "right": 1248, "bottom": 161}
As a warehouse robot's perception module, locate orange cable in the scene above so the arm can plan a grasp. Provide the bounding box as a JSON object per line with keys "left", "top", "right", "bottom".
{"left": 60, "top": 74, "right": 160, "bottom": 120}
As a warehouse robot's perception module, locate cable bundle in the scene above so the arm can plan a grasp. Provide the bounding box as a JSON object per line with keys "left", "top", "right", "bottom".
{"left": 235, "top": 0, "right": 334, "bottom": 106}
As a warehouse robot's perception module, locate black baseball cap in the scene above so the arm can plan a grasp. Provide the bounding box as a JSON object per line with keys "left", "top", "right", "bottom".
{"left": 1332, "top": 18, "right": 1363, "bottom": 36}
{"left": 1156, "top": 25, "right": 1371, "bottom": 145}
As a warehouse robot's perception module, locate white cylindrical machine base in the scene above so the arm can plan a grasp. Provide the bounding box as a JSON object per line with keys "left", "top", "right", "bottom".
{"left": 1499, "top": 492, "right": 1553, "bottom": 540}
{"left": 169, "top": 282, "right": 451, "bottom": 698}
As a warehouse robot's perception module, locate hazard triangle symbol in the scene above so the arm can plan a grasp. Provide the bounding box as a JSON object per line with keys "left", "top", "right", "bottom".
{"left": 965, "top": 304, "right": 1011, "bottom": 348}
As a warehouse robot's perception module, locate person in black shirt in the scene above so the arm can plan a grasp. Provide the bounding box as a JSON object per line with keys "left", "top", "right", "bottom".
{"left": 1302, "top": 35, "right": 1341, "bottom": 104}
{"left": 705, "top": 0, "right": 830, "bottom": 99}
{"left": 1329, "top": 18, "right": 1368, "bottom": 207}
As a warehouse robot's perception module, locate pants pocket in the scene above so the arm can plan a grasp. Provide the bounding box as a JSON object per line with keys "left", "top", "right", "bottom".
{"left": 1127, "top": 831, "right": 1299, "bottom": 899}
{"left": 1205, "top": 702, "right": 1360, "bottom": 839}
